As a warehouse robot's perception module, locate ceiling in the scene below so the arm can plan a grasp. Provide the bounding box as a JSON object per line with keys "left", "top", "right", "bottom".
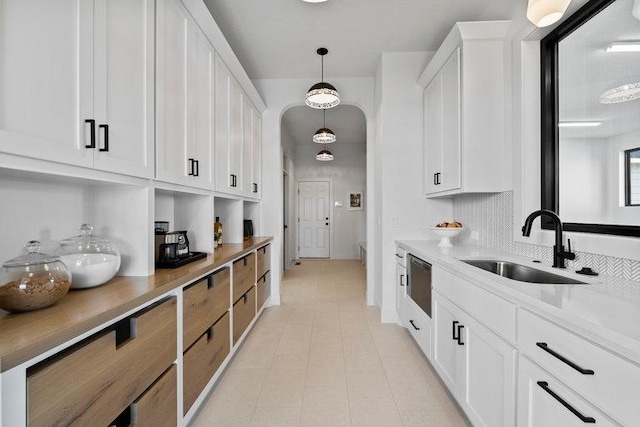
{"left": 202, "top": 0, "right": 516, "bottom": 80}
{"left": 282, "top": 105, "right": 366, "bottom": 146}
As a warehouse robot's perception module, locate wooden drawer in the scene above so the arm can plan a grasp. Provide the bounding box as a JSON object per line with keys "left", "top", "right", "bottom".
{"left": 433, "top": 266, "right": 516, "bottom": 344}
{"left": 183, "top": 268, "right": 230, "bottom": 348}
{"left": 27, "top": 297, "right": 177, "bottom": 427}
{"left": 519, "top": 308, "right": 640, "bottom": 426}
{"left": 233, "top": 253, "right": 256, "bottom": 302}
{"left": 130, "top": 364, "right": 177, "bottom": 426}
{"left": 233, "top": 286, "right": 256, "bottom": 344}
{"left": 183, "top": 311, "right": 230, "bottom": 415}
{"left": 257, "top": 271, "right": 271, "bottom": 311}
{"left": 256, "top": 244, "right": 270, "bottom": 279}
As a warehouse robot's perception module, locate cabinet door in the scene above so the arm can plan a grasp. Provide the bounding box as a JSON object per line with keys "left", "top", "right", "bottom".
{"left": 214, "top": 55, "right": 232, "bottom": 192}
{"left": 92, "top": 0, "right": 154, "bottom": 178}
{"left": 432, "top": 292, "right": 464, "bottom": 394}
{"left": 0, "top": 0, "right": 93, "bottom": 167}
{"left": 155, "top": 0, "right": 190, "bottom": 186}
{"left": 228, "top": 76, "right": 244, "bottom": 195}
{"left": 517, "top": 356, "right": 618, "bottom": 427}
{"left": 396, "top": 262, "right": 407, "bottom": 325}
{"left": 242, "top": 97, "right": 254, "bottom": 196}
{"left": 462, "top": 310, "right": 517, "bottom": 427}
{"left": 251, "top": 108, "right": 262, "bottom": 198}
{"left": 439, "top": 48, "right": 461, "bottom": 192}
{"left": 423, "top": 74, "right": 443, "bottom": 194}
{"left": 189, "top": 29, "right": 214, "bottom": 189}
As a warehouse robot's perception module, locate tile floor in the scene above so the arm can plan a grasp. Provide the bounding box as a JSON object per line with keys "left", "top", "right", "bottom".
{"left": 190, "top": 260, "right": 470, "bottom": 427}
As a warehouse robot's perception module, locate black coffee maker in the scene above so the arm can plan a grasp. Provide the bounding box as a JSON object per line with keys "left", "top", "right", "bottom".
{"left": 159, "top": 231, "right": 190, "bottom": 262}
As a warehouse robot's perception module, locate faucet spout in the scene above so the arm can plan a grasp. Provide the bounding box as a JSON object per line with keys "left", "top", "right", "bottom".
{"left": 521, "top": 209, "right": 575, "bottom": 268}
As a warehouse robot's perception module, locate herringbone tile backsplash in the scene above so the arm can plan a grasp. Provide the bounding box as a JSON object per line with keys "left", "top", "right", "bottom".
{"left": 452, "top": 191, "right": 640, "bottom": 282}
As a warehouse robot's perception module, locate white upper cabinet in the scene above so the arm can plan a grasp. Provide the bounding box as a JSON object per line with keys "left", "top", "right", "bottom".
{"left": 420, "top": 21, "right": 510, "bottom": 197}
{"left": 214, "top": 55, "right": 244, "bottom": 196}
{"left": 242, "top": 99, "right": 262, "bottom": 199}
{"left": 156, "top": 0, "right": 213, "bottom": 189}
{"left": 0, "top": 0, "right": 154, "bottom": 178}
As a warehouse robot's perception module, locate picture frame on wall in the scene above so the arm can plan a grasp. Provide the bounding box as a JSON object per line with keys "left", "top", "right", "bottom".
{"left": 348, "top": 190, "right": 364, "bottom": 211}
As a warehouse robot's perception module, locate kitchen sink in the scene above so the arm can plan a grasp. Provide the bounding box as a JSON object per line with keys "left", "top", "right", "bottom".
{"left": 461, "top": 260, "right": 587, "bottom": 285}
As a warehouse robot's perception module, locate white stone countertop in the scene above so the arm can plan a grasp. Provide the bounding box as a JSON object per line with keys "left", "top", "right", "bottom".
{"left": 395, "top": 240, "right": 640, "bottom": 365}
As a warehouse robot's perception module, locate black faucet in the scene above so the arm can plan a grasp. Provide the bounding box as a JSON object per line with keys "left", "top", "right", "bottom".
{"left": 522, "top": 209, "right": 575, "bottom": 269}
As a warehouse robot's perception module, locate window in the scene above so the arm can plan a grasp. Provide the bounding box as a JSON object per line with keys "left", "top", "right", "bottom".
{"left": 626, "top": 147, "right": 640, "bottom": 207}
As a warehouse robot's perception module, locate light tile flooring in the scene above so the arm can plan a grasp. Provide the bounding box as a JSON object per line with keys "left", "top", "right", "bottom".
{"left": 190, "top": 260, "right": 469, "bottom": 427}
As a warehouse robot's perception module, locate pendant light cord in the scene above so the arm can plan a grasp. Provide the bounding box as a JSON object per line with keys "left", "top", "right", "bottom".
{"left": 323, "top": 109, "right": 326, "bottom": 127}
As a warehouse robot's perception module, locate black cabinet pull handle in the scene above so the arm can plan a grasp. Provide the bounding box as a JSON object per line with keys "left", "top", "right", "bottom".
{"left": 536, "top": 343, "right": 594, "bottom": 375}
{"left": 194, "top": 159, "right": 199, "bottom": 177}
{"left": 85, "top": 119, "right": 96, "bottom": 148}
{"left": 452, "top": 320, "right": 459, "bottom": 341}
{"left": 400, "top": 274, "right": 405, "bottom": 286}
{"left": 536, "top": 381, "right": 595, "bottom": 423}
{"left": 456, "top": 324, "right": 465, "bottom": 345}
{"left": 243, "top": 293, "right": 248, "bottom": 303}
{"left": 253, "top": 182, "right": 258, "bottom": 193}
{"left": 433, "top": 173, "right": 437, "bottom": 185}
{"left": 395, "top": 253, "right": 403, "bottom": 259}
{"left": 188, "top": 158, "right": 195, "bottom": 176}
{"left": 409, "top": 320, "right": 420, "bottom": 330}
{"left": 98, "top": 124, "right": 109, "bottom": 152}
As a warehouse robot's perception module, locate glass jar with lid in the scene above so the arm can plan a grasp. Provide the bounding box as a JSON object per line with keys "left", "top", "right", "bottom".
{"left": 56, "top": 224, "right": 121, "bottom": 289}
{"left": 0, "top": 240, "right": 71, "bottom": 312}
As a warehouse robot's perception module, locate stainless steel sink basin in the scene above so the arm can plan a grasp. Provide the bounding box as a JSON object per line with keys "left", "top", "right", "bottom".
{"left": 461, "top": 260, "right": 587, "bottom": 284}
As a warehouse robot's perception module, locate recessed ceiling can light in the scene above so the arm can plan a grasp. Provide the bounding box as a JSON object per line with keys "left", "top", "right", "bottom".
{"left": 526, "top": 0, "right": 571, "bottom": 27}
{"left": 600, "top": 82, "right": 640, "bottom": 103}
{"left": 306, "top": 48, "right": 340, "bottom": 109}
{"left": 316, "top": 149, "right": 334, "bottom": 161}
{"left": 605, "top": 42, "right": 640, "bottom": 52}
{"left": 558, "top": 121, "right": 602, "bottom": 127}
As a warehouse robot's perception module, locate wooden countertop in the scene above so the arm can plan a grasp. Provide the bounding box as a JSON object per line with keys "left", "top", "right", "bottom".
{"left": 0, "top": 237, "right": 273, "bottom": 372}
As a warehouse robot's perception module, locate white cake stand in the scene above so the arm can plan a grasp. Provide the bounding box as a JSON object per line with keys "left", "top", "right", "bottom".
{"left": 430, "top": 227, "right": 464, "bottom": 247}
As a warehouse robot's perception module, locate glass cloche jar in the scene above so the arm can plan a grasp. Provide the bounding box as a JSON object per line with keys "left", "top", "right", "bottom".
{"left": 0, "top": 240, "right": 71, "bottom": 312}
{"left": 56, "top": 224, "right": 121, "bottom": 289}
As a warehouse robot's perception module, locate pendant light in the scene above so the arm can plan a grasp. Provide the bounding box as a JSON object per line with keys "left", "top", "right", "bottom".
{"left": 313, "top": 109, "right": 336, "bottom": 143}
{"left": 526, "top": 0, "right": 571, "bottom": 27}
{"left": 305, "top": 48, "right": 340, "bottom": 109}
{"left": 316, "top": 149, "right": 334, "bottom": 161}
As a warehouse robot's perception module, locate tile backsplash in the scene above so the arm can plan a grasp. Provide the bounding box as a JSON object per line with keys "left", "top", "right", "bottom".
{"left": 452, "top": 191, "right": 640, "bottom": 282}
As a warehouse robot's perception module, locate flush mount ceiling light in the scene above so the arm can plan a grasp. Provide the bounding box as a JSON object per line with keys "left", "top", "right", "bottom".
{"left": 558, "top": 121, "right": 602, "bottom": 127}
{"left": 305, "top": 48, "right": 340, "bottom": 109}
{"left": 600, "top": 82, "right": 640, "bottom": 103}
{"left": 526, "top": 0, "right": 571, "bottom": 27}
{"left": 316, "top": 149, "right": 334, "bottom": 161}
{"left": 313, "top": 109, "right": 336, "bottom": 143}
{"left": 605, "top": 42, "right": 640, "bottom": 52}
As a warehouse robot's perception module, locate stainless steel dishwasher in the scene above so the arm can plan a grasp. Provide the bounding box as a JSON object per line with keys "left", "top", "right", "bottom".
{"left": 407, "top": 254, "right": 432, "bottom": 318}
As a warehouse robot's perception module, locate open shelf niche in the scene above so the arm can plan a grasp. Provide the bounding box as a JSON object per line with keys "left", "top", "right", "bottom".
{"left": 243, "top": 200, "right": 262, "bottom": 238}
{"left": 213, "top": 196, "right": 243, "bottom": 245}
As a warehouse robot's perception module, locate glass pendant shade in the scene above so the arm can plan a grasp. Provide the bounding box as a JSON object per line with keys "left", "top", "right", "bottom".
{"left": 306, "top": 48, "right": 340, "bottom": 109}
{"left": 526, "top": 0, "right": 571, "bottom": 27}
{"left": 313, "top": 109, "right": 336, "bottom": 143}
{"left": 313, "top": 127, "right": 336, "bottom": 143}
{"left": 316, "top": 149, "right": 334, "bottom": 161}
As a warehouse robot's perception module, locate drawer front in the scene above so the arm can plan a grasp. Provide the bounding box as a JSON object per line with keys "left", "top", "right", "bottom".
{"left": 405, "top": 298, "right": 432, "bottom": 359}
{"left": 233, "top": 253, "right": 256, "bottom": 302}
{"left": 257, "top": 271, "right": 271, "bottom": 310}
{"left": 131, "top": 364, "right": 177, "bottom": 427}
{"left": 233, "top": 286, "right": 256, "bottom": 344}
{"left": 183, "top": 268, "right": 230, "bottom": 348}
{"left": 28, "top": 297, "right": 177, "bottom": 427}
{"left": 519, "top": 308, "right": 640, "bottom": 426}
{"left": 434, "top": 267, "right": 516, "bottom": 344}
{"left": 518, "top": 356, "right": 619, "bottom": 427}
{"left": 256, "top": 244, "right": 271, "bottom": 279}
{"left": 183, "top": 311, "right": 230, "bottom": 414}
{"left": 395, "top": 247, "right": 407, "bottom": 268}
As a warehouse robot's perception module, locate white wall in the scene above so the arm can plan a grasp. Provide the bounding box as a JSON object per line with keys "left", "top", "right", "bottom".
{"left": 559, "top": 138, "right": 607, "bottom": 223}
{"left": 294, "top": 142, "right": 366, "bottom": 260}
{"left": 606, "top": 129, "right": 640, "bottom": 225}
{"left": 375, "top": 52, "right": 453, "bottom": 322}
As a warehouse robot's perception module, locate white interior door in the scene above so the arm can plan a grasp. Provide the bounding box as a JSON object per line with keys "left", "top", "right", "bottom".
{"left": 298, "top": 181, "right": 330, "bottom": 258}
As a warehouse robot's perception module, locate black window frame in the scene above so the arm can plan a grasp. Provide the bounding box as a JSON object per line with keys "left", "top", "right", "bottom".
{"left": 626, "top": 147, "right": 640, "bottom": 207}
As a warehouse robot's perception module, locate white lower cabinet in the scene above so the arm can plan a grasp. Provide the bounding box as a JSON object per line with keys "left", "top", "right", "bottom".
{"left": 517, "top": 356, "right": 618, "bottom": 427}
{"left": 433, "top": 290, "right": 517, "bottom": 427}
{"left": 405, "top": 298, "right": 431, "bottom": 358}
{"left": 396, "top": 255, "right": 407, "bottom": 325}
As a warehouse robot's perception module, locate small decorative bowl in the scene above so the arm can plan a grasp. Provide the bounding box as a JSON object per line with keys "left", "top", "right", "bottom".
{"left": 430, "top": 227, "right": 464, "bottom": 247}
